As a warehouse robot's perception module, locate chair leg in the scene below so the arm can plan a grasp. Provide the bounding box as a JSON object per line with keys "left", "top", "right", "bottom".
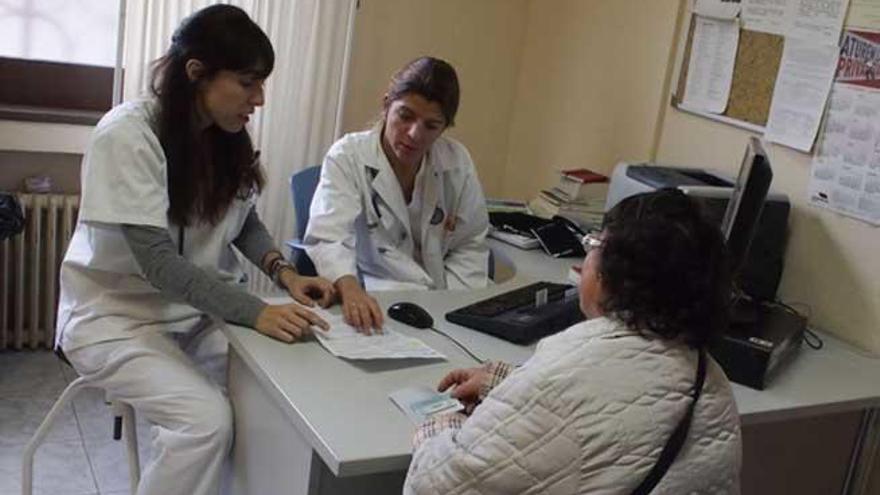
{"left": 22, "top": 377, "right": 90, "bottom": 495}
{"left": 114, "top": 401, "right": 141, "bottom": 493}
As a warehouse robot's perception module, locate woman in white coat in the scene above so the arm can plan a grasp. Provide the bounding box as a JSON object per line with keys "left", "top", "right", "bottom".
{"left": 405, "top": 189, "right": 742, "bottom": 494}
{"left": 55, "top": 6, "right": 334, "bottom": 495}
{"left": 305, "top": 57, "right": 490, "bottom": 332}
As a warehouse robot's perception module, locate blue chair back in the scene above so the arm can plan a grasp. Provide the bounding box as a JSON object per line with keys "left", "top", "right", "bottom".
{"left": 288, "top": 165, "right": 321, "bottom": 276}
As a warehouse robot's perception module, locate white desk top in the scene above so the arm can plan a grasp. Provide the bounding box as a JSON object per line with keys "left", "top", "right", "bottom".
{"left": 222, "top": 240, "right": 880, "bottom": 477}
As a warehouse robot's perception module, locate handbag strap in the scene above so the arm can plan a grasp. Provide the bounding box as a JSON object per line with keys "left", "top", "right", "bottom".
{"left": 631, "top": 348, "right": 707, "bottom": 495}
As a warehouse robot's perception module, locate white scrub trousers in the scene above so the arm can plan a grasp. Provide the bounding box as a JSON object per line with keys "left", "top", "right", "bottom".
{"left": 65, "top": 320, "right": 232, "bottom": 495}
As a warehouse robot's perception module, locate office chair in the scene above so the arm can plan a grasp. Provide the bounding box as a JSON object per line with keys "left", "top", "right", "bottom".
{"left": 286, "top": 165, "right": 321, "bottom": 276}
{"left": 22, "top": 351, "right": 140, "bottom": 495}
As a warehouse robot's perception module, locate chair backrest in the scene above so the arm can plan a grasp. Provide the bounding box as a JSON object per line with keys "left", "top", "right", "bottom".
{"left": 290, "top": 165, "right": 322, "bottom": 240}
{"left": 289, "top": 165, "right": 321, "bottom": 276}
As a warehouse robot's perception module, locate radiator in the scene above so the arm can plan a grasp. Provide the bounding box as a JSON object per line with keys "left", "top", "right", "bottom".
{"left": 0, "top": 193, "right": 79, "bottom": 350}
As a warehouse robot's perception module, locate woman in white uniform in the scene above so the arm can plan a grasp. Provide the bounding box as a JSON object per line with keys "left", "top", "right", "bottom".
{"left": 305, "top": 57, "right": 490, "bottom": 331}
{"left": 55, "top": 6, "right": 334, "bottom": 495}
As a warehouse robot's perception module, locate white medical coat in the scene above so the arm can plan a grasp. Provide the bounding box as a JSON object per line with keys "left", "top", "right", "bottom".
{"left": 304, "top": 128, "right": 489, "bottom": 291}
{"left": 55, "top": 100, "right": 254, "bottom": 352}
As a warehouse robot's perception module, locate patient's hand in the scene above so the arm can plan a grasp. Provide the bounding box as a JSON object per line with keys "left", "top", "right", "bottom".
{"left": 437, "top": 366, "right": 489, "bottom": 413}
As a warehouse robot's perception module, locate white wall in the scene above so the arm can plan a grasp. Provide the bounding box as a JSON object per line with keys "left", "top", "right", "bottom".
{"left": 502, "top": 0, "right": 682, "bottom": 199}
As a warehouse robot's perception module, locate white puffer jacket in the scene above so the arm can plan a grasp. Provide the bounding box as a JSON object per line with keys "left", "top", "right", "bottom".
{"left": 404, "top": 317, "right": 742, "bottom": 494}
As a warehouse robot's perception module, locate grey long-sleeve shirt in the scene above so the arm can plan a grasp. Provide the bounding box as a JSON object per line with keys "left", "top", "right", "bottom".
{"left": 121, "top": 206, "right": 278, "bottom": 328}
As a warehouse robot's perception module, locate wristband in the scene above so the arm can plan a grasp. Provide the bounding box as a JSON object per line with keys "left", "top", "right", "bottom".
{"left": 269, "top": 258, "right": 297, "bottom": 288}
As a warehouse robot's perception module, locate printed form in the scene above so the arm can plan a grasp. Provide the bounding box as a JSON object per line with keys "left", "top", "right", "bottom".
{"left": 309, "top": 306, "right": 445, "bottom": 360}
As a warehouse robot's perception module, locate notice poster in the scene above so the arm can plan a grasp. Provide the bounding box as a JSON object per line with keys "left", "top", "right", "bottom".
{"left": 836, "top": 30, "right": 880, "bottom": 88}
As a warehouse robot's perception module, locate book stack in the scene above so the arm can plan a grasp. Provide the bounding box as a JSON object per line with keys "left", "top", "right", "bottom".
{"left": 528, "top": 168, "right": 609, "bottom": 229}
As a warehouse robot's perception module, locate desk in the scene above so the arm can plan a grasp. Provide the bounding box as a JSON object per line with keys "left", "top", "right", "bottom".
{"left": 223, "top": 240, "right": 880, "bottom": 495}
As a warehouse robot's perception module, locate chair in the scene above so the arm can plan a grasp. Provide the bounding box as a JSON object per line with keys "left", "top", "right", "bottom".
{"left": 22, "top": 351, "right": 140, "bottom": 495}
{"left": 286, "top": 166, "right": 321, "bottom": 277}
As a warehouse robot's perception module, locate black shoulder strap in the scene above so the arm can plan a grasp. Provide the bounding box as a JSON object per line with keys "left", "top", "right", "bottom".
{"left": 631, "top": 348, "right": 707, "bottom": 495}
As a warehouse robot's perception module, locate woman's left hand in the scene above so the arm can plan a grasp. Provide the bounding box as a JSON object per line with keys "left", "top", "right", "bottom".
{"left": 280, "top": 270, "right": 336, "bottom": 308}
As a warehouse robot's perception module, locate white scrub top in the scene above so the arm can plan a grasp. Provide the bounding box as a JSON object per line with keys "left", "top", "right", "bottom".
{"left": 304, "top": 126, "right": 490, "bottom": 291}
{"left": 55, "top": 100, "right": 254, "bottom": 352}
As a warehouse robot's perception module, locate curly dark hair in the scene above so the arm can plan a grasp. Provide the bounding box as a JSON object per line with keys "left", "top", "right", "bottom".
{"left": 598, "top": 189, "right": 731, "bottom": 348}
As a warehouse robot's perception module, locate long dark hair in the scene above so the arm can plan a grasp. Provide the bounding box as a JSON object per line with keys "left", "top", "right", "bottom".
{"left": 383, "top": 57, "right": 460, "bottom": 127}
{"left": 150, "top": 4, "right": 273, "bottom": 226}
{"left": 599, "top": 189, "right": 731, "bottom": 348}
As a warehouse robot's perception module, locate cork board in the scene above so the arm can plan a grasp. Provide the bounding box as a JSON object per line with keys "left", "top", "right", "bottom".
{"left": 674, "top": 17, "right": 785, "bottom": 128}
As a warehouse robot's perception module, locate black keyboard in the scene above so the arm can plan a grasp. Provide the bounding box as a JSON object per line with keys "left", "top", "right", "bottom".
{"left": 456, "top": 281, "right": 570, "bottom": 317}
{"left": 446, "top": 282, "right": 584, "bottom": 344}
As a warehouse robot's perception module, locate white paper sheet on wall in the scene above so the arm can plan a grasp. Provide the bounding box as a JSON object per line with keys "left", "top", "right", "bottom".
{"left": 788, "top": 0, "right": 850, "bottom": 44}
{"left": 695, "top": 0, "right": 743, "bottom": 19}
{"left": 681, "top": 15, "right": 740, "bottom": 114}
{"left": 764, "top": 38, "right": 839, "bottom": 151}
{"left": 808, "top": 83, "right": 880, "bottom": 225}
{"left": 742, "top": 0, "right": 850, "bottom": 44}
{"left": 742, "top": 0, "right": 792, "bottom": 35}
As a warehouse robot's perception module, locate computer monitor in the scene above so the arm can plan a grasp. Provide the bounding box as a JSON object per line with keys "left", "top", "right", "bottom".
{"left": 721, "top": 137, "right": 773, "bottom": 286}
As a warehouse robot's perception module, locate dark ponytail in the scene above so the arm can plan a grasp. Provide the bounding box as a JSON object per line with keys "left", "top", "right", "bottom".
{"left": 150, "top": 4, "right": 273, "bottom": 226}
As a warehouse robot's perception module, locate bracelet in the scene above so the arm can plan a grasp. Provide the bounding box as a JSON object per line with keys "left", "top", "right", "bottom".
{"left": 269, "top": 258, "right": 297, "bottom": 288}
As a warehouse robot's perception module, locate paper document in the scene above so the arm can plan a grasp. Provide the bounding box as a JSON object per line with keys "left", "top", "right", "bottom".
{"left": 808, "top": 83, "right": 880, "bottom": 225}
{"left": 742, "top": 0, "right": 790, "bottom": 35}
{"left": 743, "top": 0, "right": 849, "bottom": 43}
{"left": 846, "top": 0, "right": 880, "bottom": 30}
{"left": 309, "top": 307, "right": 445, "bottom": 360}
{"left": 788, "top": 0, "right": 849, "bottom": 45}
{"left": 764, "top": 38, "right": 839, "bottom": 151}
{"left": 389, "top": 386, "right": 464, "bottom": 424}
{"left": 695, "top": 0, "right": 743, "bottom": 19}
{"left": 682, "top": 15, "right": 740, "bottom": 114}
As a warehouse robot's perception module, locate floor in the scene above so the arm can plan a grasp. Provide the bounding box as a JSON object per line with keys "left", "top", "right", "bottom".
{"left": 0, "top": 350, "right": 152, "bottom": 495}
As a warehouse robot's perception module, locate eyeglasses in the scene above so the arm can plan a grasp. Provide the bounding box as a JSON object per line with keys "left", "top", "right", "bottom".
{"left": 581, "top": 232, "right": 603, "bottom": 252}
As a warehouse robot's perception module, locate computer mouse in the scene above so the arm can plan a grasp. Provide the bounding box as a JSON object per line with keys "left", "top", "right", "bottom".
{"left": 387, "top": 302, "right": 434, "bottom": 329}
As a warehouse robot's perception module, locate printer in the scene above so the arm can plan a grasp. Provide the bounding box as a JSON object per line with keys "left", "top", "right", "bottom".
{"left": 607, "top": 162, "right": 803, "bottom": 389}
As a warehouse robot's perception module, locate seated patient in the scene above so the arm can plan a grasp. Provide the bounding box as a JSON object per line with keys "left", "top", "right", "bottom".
{"left": 305, "top": 56, "right": 490, "bottom": 332}
{"left": 404, "top": 189, "right": 743, "bottom": 494}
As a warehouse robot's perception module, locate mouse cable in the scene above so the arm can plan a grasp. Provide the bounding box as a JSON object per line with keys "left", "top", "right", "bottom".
{"left": 429, "top": 326, "right": 485, "bottom": 364}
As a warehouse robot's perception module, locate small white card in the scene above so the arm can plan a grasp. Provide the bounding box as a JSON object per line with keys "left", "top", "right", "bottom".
{"left": 389, "top": 386, "right": 464, "bottom": 424}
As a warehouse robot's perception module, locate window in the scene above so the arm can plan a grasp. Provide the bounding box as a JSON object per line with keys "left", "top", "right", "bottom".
{"left": 0, "top": 0, "right": 120, "bottom": 124}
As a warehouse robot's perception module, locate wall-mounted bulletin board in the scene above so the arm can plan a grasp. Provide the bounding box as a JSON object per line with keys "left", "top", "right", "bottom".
{"left": 672, "top": 13, "right": 786, "bottom": 131}
{"left": 673, "top": 0, "right": 880, "bottom": 226}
